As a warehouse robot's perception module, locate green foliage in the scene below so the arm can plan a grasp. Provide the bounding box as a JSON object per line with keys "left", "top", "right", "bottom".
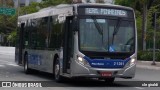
{"left": 138, "top": 51, "right": 160, "bottom": 61}
{"left": 20, "top": 2, "right": 40, "bottom": 15}
{"left": 0, "top": 14, "right": 17, "bottom": 46}
{"left": 115, "top": 0, "right": 135, "bottom": 7}
{"left": 7, "top": 30, "right": 17, "bottom": 46}
{"left": 115, "top": 0, "right": 142, "bottom": 11}
{"left": 116, "top": 0, "right": 160, "bottom": 48}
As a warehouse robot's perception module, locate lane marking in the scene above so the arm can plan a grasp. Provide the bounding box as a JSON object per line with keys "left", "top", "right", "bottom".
{"left": 7, "top": 64, "right": 19, "bottom": 67}
{"left": 0, "top": 59, "right": 13, "bottom": 63}
{"left": 0, "top": 59, "right": 17, "bottom": 66}
{"left": 137, "top": 65, "right": 160, "bottom": 70}
{"left": 0, "top": 65, "right": 5, "bottom": 67}
{"left": 0, "top": 59, "right": 19, "bottom": 67}
{"left": 134, "top": 87, "right": 145, "bottom": 89}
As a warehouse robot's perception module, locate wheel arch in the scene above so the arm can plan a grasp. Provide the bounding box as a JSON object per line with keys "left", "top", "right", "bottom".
{"left": 24, "top": 51, "right": 28, "bottom": 66}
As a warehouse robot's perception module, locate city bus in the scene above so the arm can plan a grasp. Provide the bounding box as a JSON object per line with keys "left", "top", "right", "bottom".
{"left": 15, "top": 3, "right": 137, "bottom": 83}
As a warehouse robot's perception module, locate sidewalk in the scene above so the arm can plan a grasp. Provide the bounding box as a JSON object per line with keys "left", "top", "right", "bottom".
{"left": 137, "top": 60, "right": 160, "bottom": 70}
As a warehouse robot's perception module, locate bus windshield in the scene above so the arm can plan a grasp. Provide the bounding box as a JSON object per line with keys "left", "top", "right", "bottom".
{"left": 79, "top": 17, "right": 135, "bottom": 53}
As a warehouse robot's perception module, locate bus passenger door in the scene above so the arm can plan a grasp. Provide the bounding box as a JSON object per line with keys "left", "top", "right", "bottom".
{"left": 63, "top": 17, "right": 73, "bottom": 73}
{"left": 15, "top": 23, "right": 25, "bottom": 65}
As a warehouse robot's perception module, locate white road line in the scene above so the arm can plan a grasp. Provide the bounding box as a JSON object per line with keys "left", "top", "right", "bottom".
{"left": 0, "top": 65, "right": 5, "bottom": 67}
{"left": 0, "top": 59, "right": 13, "bottom": 63}
{"left": 0, "top": 59, "right": 19, "bottom": 67}
{"left": 134, "top": 87, "right": 145, "bottom": 89}
{"left": 7, "top": 63, "right": 19, "bottom": 67}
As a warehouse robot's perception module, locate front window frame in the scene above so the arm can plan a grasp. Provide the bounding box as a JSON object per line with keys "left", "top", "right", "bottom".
{"left": 77, "top": 15, "right": 136, "bottom": 54}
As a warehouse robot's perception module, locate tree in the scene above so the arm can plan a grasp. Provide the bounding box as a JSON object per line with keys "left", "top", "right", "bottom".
{"left": 96, "top": 0, "right": 104, "bottom": 3}
{"left": 0, "top": 0, "right": 17, "bottom": 46}
{"left": 115, "top": 0, "right": 156, "bottom": 50}
{"left": 19, "top": 2, "right": 40, "bottom": 15}
{"left": 41, "top": 0, "right": 68, "bottom": 8}
{"left": 0, "top": 0, "right": 14, "bottom": 7}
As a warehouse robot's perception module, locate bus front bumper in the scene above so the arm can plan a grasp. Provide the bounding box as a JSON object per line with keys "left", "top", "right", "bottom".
{"left": 71, "top": 61, "right": 136, "bottom": 79}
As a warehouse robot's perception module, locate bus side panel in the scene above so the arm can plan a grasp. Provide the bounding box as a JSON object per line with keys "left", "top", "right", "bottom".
{"left": 26, "top": 49, "right": 58, "bottom": 73}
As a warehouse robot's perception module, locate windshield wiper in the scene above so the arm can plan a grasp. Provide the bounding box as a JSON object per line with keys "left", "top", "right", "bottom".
{"left": 112, "top": 18, "right": 121, "bottom": 44}
{"left": 91, "top": 17, "right": 105, "bottom": 49}
{"left": 92, "top": 17, "right": 103, "bottom": 35}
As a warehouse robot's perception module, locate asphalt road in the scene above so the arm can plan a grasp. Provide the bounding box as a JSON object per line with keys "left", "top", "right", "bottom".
{"left": 0, "top": 54, "right": 160, "bottom": 90}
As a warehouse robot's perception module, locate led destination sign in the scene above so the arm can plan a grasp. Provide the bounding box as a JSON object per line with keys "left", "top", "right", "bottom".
{"left": 85, "top": 8, "right": 127, "bottom": 17}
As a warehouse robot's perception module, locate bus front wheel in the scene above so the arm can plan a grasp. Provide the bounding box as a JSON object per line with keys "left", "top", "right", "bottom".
{"left": 24, "top": 54, "right": 31, "bottom": 74}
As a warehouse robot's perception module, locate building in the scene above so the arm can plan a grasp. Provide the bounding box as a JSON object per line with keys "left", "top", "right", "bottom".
{"left": 82, "top": 0, "right": 114, "bottom": 4}
{"left": 0, "top": 0, "right": 14, "bottom": 7}
{"left": 14, "top": 0, "right": 42, "bottom": 8}
{"left": 104, "top": 0, "right": 114, "bottom": 4}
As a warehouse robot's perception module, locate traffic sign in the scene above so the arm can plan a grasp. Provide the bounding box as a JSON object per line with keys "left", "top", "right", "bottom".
{"left": 0, "top": 7, "right": 16, "bottom": 15}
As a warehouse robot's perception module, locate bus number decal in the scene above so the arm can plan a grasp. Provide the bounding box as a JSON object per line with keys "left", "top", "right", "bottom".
{"left": 113, "top": 62, "right": 125, "bottom": 66}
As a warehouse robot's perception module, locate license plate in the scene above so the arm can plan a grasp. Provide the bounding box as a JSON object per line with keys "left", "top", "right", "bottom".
{"left": 100, "top": 72, "right": 112, "bottom": 77}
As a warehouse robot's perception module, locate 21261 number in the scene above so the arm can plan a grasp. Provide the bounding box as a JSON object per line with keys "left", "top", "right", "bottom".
{"left": 114, "top": 62, "right": 125, "bottom": 66}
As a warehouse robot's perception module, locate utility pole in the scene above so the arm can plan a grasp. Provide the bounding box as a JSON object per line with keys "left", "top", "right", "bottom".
{"left": 142, "top": 3, "right": 147, "bottom": 51}
{"left": 2, "top": 0, "right": 6, "bottom": 45}
{"left": 17, "top": 0, "right": 20, "bottom": 17}
{"left": 152, "top": 13, "right": 157, "bottom": 65}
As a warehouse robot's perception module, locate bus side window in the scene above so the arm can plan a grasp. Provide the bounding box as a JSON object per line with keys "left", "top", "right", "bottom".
{"left": 37, "top": 17, "right": 48, "bottom": 50}
{"left": 30, "top": 19, "right": 38, "bottom": 49}
{"left": 49, "top": 16, "right": 64, "bottom": 49}
{"left": 24, "top": 21, "right": 29, "bottom": 48}
{"left": 49, "top": 16, "right": 56, "bottom": 49}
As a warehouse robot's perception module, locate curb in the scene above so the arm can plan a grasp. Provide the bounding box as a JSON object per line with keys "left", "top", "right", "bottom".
{"left": 136, "top": 65, "right": 160, "bottom": 70}
{"left": 137, "top": 60, "right": 160, "bottom": 70}
{"left": 138, "top": 60, "right": 160, "bottom": 64}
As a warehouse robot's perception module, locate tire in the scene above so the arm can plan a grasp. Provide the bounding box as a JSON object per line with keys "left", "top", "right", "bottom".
{"left": 54, "top": 58, "right": 63, "bottom": 82}
{"left": 24, "top": 54, "right": 31, "bottom": 74}
{"left": 104, "top": 77, "right": 115, "bottom": 85}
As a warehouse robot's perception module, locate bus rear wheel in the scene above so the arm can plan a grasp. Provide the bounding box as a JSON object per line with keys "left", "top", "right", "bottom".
{"left": 24, "top": 54, "right": 31, "bottom": 74}
{"left": 54, "top": 58, "right": 63, "bottom": 82}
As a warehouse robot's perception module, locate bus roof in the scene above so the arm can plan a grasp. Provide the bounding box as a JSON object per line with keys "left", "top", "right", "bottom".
{"left": 18, "top": 3, "right": 133, "bottom": 22}
{"left": 18, "top": 4, "right": 73, "bottom": 22}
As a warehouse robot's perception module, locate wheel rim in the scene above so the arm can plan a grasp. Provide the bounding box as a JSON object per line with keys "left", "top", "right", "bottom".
{"left": 55, "top": 62, "right": 60, "bottom": 79}
{"left": 24, "top": 61, "right": 27, "bottom": 71}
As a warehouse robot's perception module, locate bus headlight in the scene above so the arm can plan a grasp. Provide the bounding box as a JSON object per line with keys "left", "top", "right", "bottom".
{"left": 77, "top": 56, "right": 90, "bottom": 66}
{"left": 78, "top": 56, "right": 83, "bottom": 62}
{"left": 130, "top": 58, "right": 136, "bottom": 66}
